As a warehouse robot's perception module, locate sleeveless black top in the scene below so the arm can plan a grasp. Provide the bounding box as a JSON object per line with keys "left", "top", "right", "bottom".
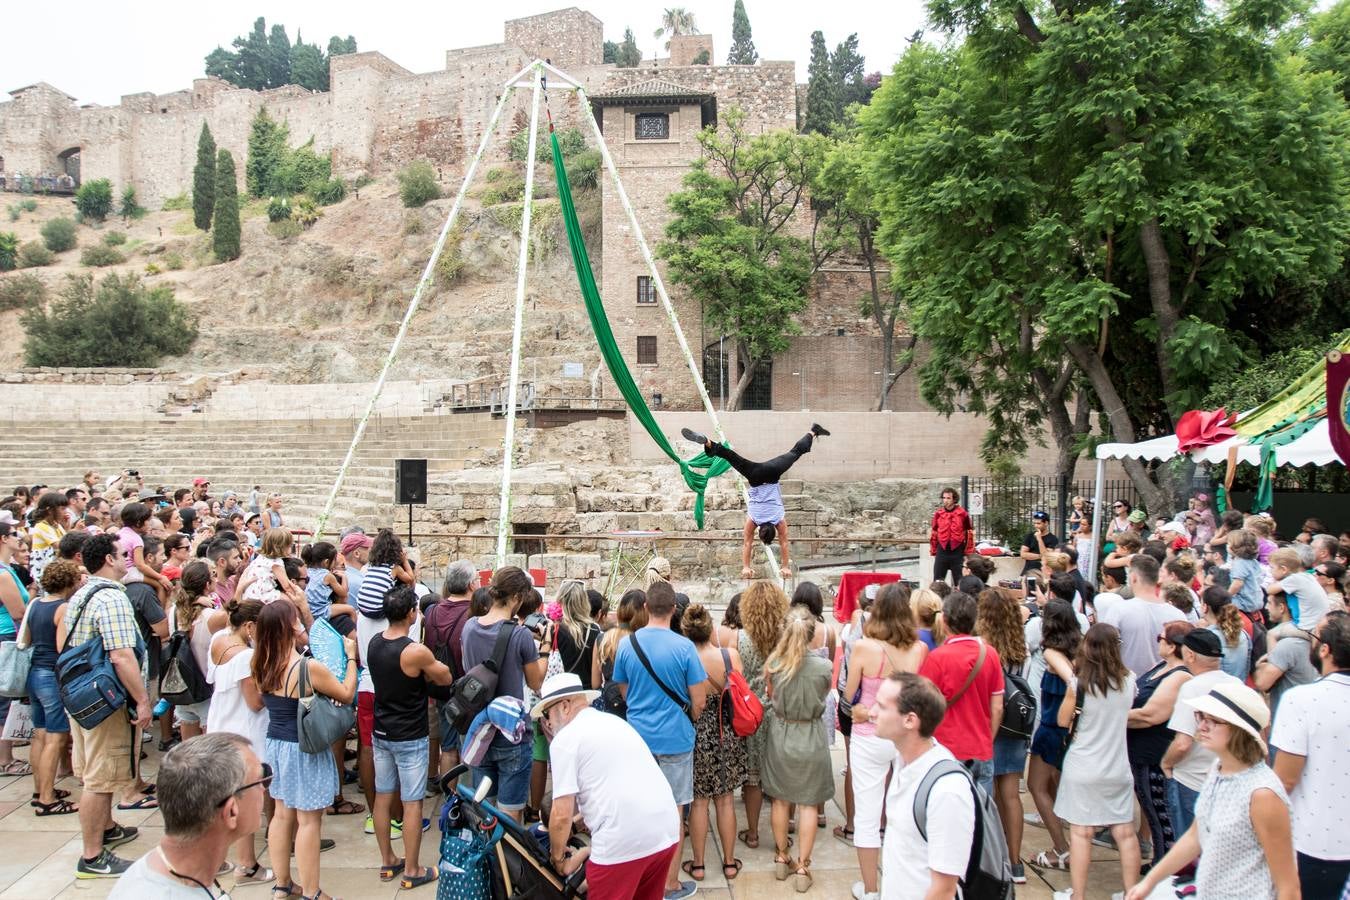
{"left": 1127, "top": 661, "right": 1189, "bottom": 766}
{"left": 26, "top": 598, "right": 65, "bottom": 670}
{"left": 368, "top": 633, "right": 427, "bottom": 742}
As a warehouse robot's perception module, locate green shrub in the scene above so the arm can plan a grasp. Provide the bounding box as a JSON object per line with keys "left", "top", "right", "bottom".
{"left": 144, "top": 262, "right": 162, "bottom": 275}
{"left": 308, "top": 176, "right": 347, "bottom": 205}
{"left": 435, "top": 242, "right": 464, "bottom": 285}
{"left": 162, "top": 193, "right": 192, "bottom": 211}
{"left": 508, "top": 126, "right": 586, "bottom": 163}
{"left": 267, "top": 219, "right": 303, "bottom": 239}
{"left": 0, "top": 273, "right": 45, "bottom": 311}
{"left": 21, "top": 199, "right": 37, "bottom": 213}
{"left": 163, "top": 251, "right": 185, "bottom": 270}
{"left": 41, "top": 217, "right": 78, "bottom": 253}
{"left": 18, "top": 241, "right": 54, "bottom": 268}
{"left": 81, "top": 244, "right": 125, "bottom": 267}
{"left": 7, "top": 206, "right": 20, "bottom": 222}
{"left": 397, "top": 161, "right": 441, "bottom": 208}
{"left": 22, "top": 273, "right": 197, "bottom": 367}
{"left": 267, "top": 196, "right": 292, "bottom": 222}
{"left": 119, "top": 187, "right": 146, "bottom": 220}
{"left": 566, "top": 149, "right": 602, "bottom": 191}
{"left": 104, "top": 231, "right": 128, "bottom": 246}
{"left": 484, "top": 167, "right": 510, "bottom": 183}
{"left": 0, "top": 232, "right": 16, "bottom": 271}
{"left": 402, "top": 214, "right": 425, "bottom": 236}
{"left": 480, "top": 172, "right": 525, "bottom": 206}
{"left": 75, "top": 179, "right": 114, "bottom": 222}
{"left": 291, "top": 197, "right": 321, "bottom": 229}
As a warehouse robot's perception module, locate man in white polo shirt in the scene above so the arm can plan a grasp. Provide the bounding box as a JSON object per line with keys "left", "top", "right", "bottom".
{"left": 1271, "top": 611, "right": 1350, "bottom": 897}
{"left": 873, "top": 671, "right": 974, "bottom": 900}
{"left": 536, "top": 673, "right": 680, "bottom": 900}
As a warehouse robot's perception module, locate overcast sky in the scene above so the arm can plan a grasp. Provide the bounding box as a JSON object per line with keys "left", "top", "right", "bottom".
{"left": 2, "top": 1, "right": 931, "bottom": 107}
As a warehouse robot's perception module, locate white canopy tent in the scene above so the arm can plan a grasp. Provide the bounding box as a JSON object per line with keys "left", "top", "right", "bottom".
{"left": 1086, "top": 418, "right": 1339, "bottom": 574}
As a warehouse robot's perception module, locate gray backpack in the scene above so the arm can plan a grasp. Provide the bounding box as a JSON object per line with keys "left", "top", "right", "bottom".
{"left": 913, "top": 759, "right": 1015, "bottom": 900}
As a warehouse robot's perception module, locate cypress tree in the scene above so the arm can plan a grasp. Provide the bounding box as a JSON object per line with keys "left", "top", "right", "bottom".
{"left": 728, "top": 0, "right": 758, "bottom": 64}
{"left": 803, "top": 31, "right": 839, "bottom": 134}
{"left": 212, "top": 149, "right": 241, "bottom": 262}
{"left": 192, "top": 123, "right": 217, "bottom": 231}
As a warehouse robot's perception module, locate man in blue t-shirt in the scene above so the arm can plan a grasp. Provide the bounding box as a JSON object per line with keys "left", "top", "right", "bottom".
{"left": 612, "top": 582, "right": 708, "bottom": 900}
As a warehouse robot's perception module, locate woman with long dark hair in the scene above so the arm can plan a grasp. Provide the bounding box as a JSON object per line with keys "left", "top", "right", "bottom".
{"left": 1053, "top": 623, "right": 1140, "bottom": 899}
{"left": 976, "top": 587, "right": 1030, "bottom": 884}
{"left": 254, "top": 599, "right": 357, "bottom": 900}
{"left": 1027, "top": 599, "right": 1081, "bottom": 871}
{"left": 595, "top": 589, "right": 647, "bottom": 718}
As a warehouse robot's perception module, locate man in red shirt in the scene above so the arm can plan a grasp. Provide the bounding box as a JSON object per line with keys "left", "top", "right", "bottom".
{"left": 929, "top": 487, "right": 975, "bottom": 586}
{"left": 917, "top": 591, "right": 1004, "bottom": 796}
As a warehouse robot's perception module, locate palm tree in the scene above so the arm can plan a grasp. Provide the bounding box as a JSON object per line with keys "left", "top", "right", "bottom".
{"left": 654, "top": 7, "right": 699, "bottom": 50}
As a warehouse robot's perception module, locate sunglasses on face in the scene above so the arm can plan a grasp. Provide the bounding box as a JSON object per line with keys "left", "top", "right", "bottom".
{"left": 216, "top": 762, "right": 273, "bottom": 807}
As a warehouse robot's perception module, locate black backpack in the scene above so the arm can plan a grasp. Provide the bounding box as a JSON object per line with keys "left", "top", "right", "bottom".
{"left": 997, "top": 665, "right": 1037, "bottom": 741}
{"left": 443, "top": 623, "right": 516, "bottom": 734}
{"left": 159, "top": 628, "right": 212, "bottom": 706}
{"left": 914, "top": 759, "right": 1015, "bottom": 900}
{"left": 424, "top": 599, "right": 472, "bottom": 680}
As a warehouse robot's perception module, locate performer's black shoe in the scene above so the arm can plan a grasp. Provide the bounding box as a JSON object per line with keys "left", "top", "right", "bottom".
{"left": 810, "top": 423, "right": 831, "bottom": 437}
{"left": 681, "top": 427, "right": 709, "bottom": 446}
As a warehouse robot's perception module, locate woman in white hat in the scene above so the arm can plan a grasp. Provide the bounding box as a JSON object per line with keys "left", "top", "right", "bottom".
{"left": 1125, "top": 681, "right": 1298, "bottom": 900}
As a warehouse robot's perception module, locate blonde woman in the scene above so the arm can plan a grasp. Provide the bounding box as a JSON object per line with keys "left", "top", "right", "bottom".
{"left": 762, "top": 609, "right": 833, "bottom": 893}
{"left": 736, "top": 580, "right": 789, "bottom": 849}
{"left": 843, "top": 582, "right": 928, "bottom": 898}
{"left": 911, "top": 587, "right": 946, "bottom": 650}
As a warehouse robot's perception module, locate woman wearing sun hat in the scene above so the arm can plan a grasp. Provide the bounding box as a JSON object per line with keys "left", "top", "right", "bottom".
{"left": 1125, "top": 681, "right": 1299, "bottom": 900}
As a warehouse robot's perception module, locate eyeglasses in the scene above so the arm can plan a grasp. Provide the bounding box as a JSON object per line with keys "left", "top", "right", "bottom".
{"left": 215, "top": 763, "right": 273, "bottom": 807}
{"left": 1193, "top": 712, "right": 1227, "bottom": 729}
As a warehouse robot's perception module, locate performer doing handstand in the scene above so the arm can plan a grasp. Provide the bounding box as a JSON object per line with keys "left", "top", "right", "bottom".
{"left": 681, "top": 423, "right": 830, "bottom": 579}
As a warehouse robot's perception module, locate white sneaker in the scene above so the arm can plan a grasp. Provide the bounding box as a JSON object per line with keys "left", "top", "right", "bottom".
{"left": 851, "top": 882, "right": 879, "bottom": 900}
{"left": 1023, "top": 811, "right": 1044, "bottom": 827}
{"left": 1052, "top": 891, "right": 1074, "bottom": 900}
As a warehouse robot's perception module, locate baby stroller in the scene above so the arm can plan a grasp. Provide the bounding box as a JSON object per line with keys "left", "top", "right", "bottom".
{"left": 437, "top": 765, "right": 588, "bottom": 900}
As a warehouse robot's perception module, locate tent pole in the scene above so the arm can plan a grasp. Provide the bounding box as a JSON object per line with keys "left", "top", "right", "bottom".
{"left": 316, "top": 84, "right": 515, "bottom": 538}
{"left": 1088, "top": 456, "right": 1105, "bottom": 578}
{"left": 573, "top": 87, "right": 782, "bottom": 580}
{"left": 495, "top": 67, "right": 544, "bottom": 566}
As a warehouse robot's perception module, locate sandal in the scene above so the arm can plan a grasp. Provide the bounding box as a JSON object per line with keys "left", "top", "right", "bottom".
{"left": 379, "top": 859, "right": 405, "bottom": 882}
{"left": 681, "top": 860, "right": 705, "bottom": 882}
{"left": 326, "top": 798, "right": 365, "bottom": 816}
{"left": 0, "top": 759, "right": 31, "bottom": 776}
{"left": 774, "top": 848, "right": 796, "bottom": 882}
{"left": 722, "top": 858, "right": 743, "bottom": 880}
{"left": 117, "top": 795, "right": 159, "bottom": 811}
{"left": 235, "top": 863, "right": 276, "bottom": 886}
{"left": 737, "top": 828, "right": 759, "bottom": 849}
{"left": 400, "top": 866, "right": 438, "bottom": 889}
{"left": 793, "top": 860, "right": 813, "bottom": 893}
{"left": 832, "top": 824, "right": 854, "bottom": 844}
{"left": 271, "top": 885, "right": 302, "bottom": 899}
{"left": 1032, "top": 848, "right": 1070, "bottom": 870}
{"left": 30, "top": 788, "right": 72, "bottom": 806}
{"left": 33, "top": 798, "right": 79, "bottom": 817}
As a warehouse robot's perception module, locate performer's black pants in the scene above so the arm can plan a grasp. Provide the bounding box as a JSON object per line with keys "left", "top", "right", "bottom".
{"left": 706, "top": 433, "right": 813, "bottom": 487}
{"left": 933, "top": 548, "right": 965, "bottom": 586}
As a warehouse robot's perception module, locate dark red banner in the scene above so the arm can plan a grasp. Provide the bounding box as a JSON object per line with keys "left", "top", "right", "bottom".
{"left": 1328, "top": 351, "right": 1350, "bottom": 466}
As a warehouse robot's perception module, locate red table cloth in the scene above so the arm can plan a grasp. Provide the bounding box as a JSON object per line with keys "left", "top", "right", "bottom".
{"left": 834, "top": 570, "right": 904, "bottom": 623}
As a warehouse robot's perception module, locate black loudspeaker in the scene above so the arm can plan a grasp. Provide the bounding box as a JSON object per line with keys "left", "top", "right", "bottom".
{"left": 395, "top": 459, "right": 428, "bottom": 505}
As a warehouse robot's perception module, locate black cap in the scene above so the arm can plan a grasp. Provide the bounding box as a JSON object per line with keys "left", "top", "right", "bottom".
{"left": 1032, "top": 511, "right": 1050, "bottom": 521}
{"left": 1182, "top": 629, "right": 1223, "bottom": 658}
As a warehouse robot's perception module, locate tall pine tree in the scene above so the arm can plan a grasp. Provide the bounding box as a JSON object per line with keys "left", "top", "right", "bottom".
{"left": 212, "top": 149, "right": 241, "bottom": 262}
{"left": 266, "top": 24, "right": 291, "bottom": 88}
{"left": 728, "top": 0, "right": 758, "bottom": 64}
{"left": 192, "top": 123, "right": 216, "bottom": 231}
{"left": 245, "top": 107, "right": 288, "bottom": 198}
{"left": 616, "top": 28, "right": 642, "bottom": 67}
{"left": 803, "top": 31, "right": 839, "bottom": 133}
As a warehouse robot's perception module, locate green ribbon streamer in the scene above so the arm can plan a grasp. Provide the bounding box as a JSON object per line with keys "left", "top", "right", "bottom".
{"left": 550, "top": 129, "right": 730, "bottom": 527}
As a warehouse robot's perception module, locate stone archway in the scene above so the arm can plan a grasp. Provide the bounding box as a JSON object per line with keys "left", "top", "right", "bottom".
{"left": 57, "top": 147, "right": 81, "bottom": 186}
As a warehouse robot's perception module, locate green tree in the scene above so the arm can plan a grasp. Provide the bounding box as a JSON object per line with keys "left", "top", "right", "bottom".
{"left": 861, "top": 7, "right": 1350, "bottom": 508}
{"left": 659, "top": 109, "right": 839, "bottom": 409}
{"left": 616, "top": 28, "right": 642, "bottom": 67}
{"left": 22, "top": 273, "right": 197, "bottom": 367}
{"left": 654, "top": 8, "right": 698, "bottom": 50}
{"left": 245, "top": 107, "right": 289, "bottom": 198}
{"left": 803, "top": 31, "right": 839, "bottom": 134}
{"left": 327, "top": 35, "right": 357, "bottom": 57}
{"left": 289, "top": 34, "right": 328, "bottom": 91}
{"left": 118, "top": 186, "right": 145, "bottom": 220}
{"left": 269, "top": 138, "right": 330, "bottom": 195}
{"left": 40, "top": 218, "right": 77, "bottom": 253}
{"left": 213, "top": 149, "right": 242, "bottom": 261}
{"left": 728, "top": 0, "right": 758, "bottom": 64}
{"left": 75, "top": 179, "right": 114, "bottom": 222}
{"left": 398, "top": 161, "right": 441, "bottom": 208}
{"left": 1302, "top": 0, "right": 1350, "bottom": 101}
{"left": 192, "top": 122, "right": 217, "bottom": 230}
{"left": 832, "top": 34, "right": 872, "bottom": 107}
{"left": 266, "top": 24, "right": 291, "bottom": 89}
{"left": 204, "top": 46, "right": 238, "bottom": 84}
{"left": 234, "top": 18, "right": 270, "bottom": 90}
{"left": 0, "top": 232, "right": 17, "bottom": 272}
{"left": 603, "top": 40, "right": 619, "bottom": 64}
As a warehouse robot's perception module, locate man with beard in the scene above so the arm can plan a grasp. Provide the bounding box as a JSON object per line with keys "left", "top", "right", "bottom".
{"left": 206, "top": 538, "right": 243, "bottom": 607}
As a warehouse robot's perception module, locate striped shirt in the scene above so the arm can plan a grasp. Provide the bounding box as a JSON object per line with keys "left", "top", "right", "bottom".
{"left": 354, "top": 564, "right": 396, "bottom": 619}
{"left": 747, "top": 483, "right": 784, "bottom": 525}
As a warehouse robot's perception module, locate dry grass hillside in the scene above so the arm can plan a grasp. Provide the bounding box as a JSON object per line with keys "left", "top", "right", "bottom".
{"left": 0, "top": 167, "right": 604, "bottom": 385}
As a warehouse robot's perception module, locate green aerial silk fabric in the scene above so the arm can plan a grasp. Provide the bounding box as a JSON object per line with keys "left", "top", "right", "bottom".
{"left": 550, "top": 129, "right": 730, "bottom": 527}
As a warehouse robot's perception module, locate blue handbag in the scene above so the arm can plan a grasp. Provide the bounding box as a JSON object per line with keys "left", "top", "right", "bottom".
{"left": 55, "top": 587, "right": 140, "bottom": 729}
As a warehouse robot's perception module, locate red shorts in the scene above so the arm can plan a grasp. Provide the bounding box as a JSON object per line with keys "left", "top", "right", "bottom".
{"left": 585, "top": 844, "right": 677, "bottom": 900}
{"left": 357, "top": 691, "right": 374, "bottom": 747}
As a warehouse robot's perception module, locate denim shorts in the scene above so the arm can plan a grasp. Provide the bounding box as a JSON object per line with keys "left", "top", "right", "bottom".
{"left": 374, "top": 735, "right": 431, "bottom": 803}
{"left": 655, "top": 749, "right": 694, "bottom": 807}
{"left": 435, "top": 700, "right": 461, "bottom": 752}
{"left": 992, "top": 735, "right": 1029, "bottom": 777}
{"left": 466, "top": 734, "right": 532, "bottom": 811}
{"left": 174, "top": 697, "right": 211, "bottom": 725}
{"left": 26, "top": 666, "right": 69, "bottom": 734}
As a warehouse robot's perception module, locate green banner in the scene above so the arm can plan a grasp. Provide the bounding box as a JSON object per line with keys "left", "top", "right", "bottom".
{"left": 550, "top": 129, "right": 729, "bottom": 527}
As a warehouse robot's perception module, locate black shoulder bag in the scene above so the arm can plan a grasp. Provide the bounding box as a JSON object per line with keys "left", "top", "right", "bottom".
{"left": 630, "top": 632, "right": 692, "bottom": 719}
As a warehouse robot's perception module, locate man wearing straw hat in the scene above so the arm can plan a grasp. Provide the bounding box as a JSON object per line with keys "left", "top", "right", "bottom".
{"left": 534, "top": 672, "right": 681, "bottom": 900}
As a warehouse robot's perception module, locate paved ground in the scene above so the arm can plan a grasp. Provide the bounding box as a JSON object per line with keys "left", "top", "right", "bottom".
{"left": 0, "top": 738, "right": 1169, "bottom": 898}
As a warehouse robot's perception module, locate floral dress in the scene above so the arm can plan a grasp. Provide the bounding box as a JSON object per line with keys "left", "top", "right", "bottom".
{"left": 692, "top": 648, "right": 748, "bottom": 798}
